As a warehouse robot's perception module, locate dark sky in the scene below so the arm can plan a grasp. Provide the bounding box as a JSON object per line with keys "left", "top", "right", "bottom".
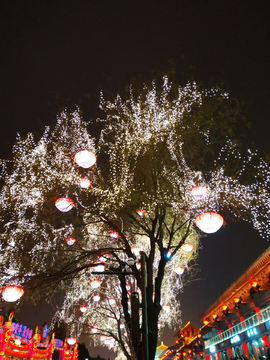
{"left": 0, "top": 0, "right": 270, "bottom": 358}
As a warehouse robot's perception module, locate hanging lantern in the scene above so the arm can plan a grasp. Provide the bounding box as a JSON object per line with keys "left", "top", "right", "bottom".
{"left": 92, "top": 294, "right": 101, "bottom": 302}
{"left": 136, "top": 209, "right": 146, "bottom": 217}
{"left": 79, "top": 177, "right": 91, "bottom": 189}
{"left": 98, "top": 253, "right": 110, "bottom": 262}
{"left": 109, "top": 231, "right": 119, "bottom": 239}
{"left": 233, "top": 296, "right": 240, "bottom": 303}
{"left": 67, "top": 337, "right": 77, "bottom": 346}
{"left": 174, "top": 266, "right": 185, "bottom": 275}
{"left": 75, "top": 150, "right": 97, "bottom": 168}
{"left": 66, "top": 237, "right": 76, "bottom": 246}
{"left": 199, "top": 353, "right": 204, "bottom": 356}
{"left": 203, "top": 320, "right": 209, "bottom": 325}
{"left": 190, "top": 186, "right": 208, "bottom": 199}
{"left": 120, "top": 324, "right": 125, "bottom": 329}
{"left": 181, "top": 243, "right": 193, "bottom": 252}
{"left": 91, "top": 325, "right": 98, "bottom": 333}
{"left": 104, "top": 338, "right": 111, "bottom": 345}
{"left": 162, "top": 304, "right": 171, "bottom": 313}
{"left": 1, "top": 285, "right": 24, "bottom": 302}
{"left": 80, "top": 306, "right": 87, "bottom": 313}
{"left": 108, "top": 298, "right": 116, "bottom": 305}
{"left": 55, "top": 197, "right": 74, "bottom": 212}
{"left": 249, "top": 279, "right": 258, "bottom": 287}
{"left": 90, "top": 279, "right": 101, "bottom": 289}
{"left": 195, "top": 212, "right": 224, "bottom": 234}
{"left": 157, "top": 322, "right": 161, "bottom": 329}
{"left": 115, "top": 284, "right": 122, "bottom": 293}
{"left": 99, "top": 335, "right": 106, "bottom": 341}
{"left": 212, "top": 313, "right": 218, "bottom": 320}
{"left": 221, "top": 304, "right": 228, "bottom": 311}
{"left": 131, "top": 247, "right": 141, "bottom": 256}
{"left": 93, "top": 261, "right": 105, "bottom": 272}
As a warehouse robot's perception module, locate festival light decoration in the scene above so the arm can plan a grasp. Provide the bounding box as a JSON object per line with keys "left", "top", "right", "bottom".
{"left": 249, "top": 279, "right": 258, "bottom": 287}
{"left": 136, "top": 209, "right": 146, "bottom": 217}
{"left": 55, "top": 197, "right": 74, "bottom": 212}
{"left": 93, "top": 262, "right": 105, "bottom": 272}
{"left": 66, "top": 237, "right": 76, "bottom": 246}
{"left": 80, "top": 306, "right": 87, "bottom": 313}
{"left": 109, "top": 232, "right": 119, "bottom": 239}
{"left": 67, "top": 337, "right": 77, "bottom": 346}
{"left": 108, "top": 298, "right": 116, "bottom": 305}
{"left": 190, "top": 186, "right": 208, "bottom": 199}
{"left": 92, "top": 294, "right": 101, "bottom": 302}
{"left": 90, "top": 279, "right": 101, "bottom": 289}
{"left": 91, "top": 325, "right": 98, "bottom": 333}
{"left": 221, "top": 304, "right": 228, "bottom": 311}
{"left": 233, "top": 296, "right": 240, "bottom": 303}
{"left": 174, "top": 266, "right": 185, "bottom": 275}
{"left": 212, "top": 313, "right": 218, "bottom": 319}
{"left": 74, "top": 150, "right": 96, "bottom": 168}
{"left": 162, "top": 304, "right": 171, "bottom": 313}
{"left": 203, "top": 320, "right": 209, "bottom": 325}
{"left": 131, "top": 247, "right": 141, "bottom": 256}
{"left": 99, "top": 335, "right": 106, "bottom": 341}
{"left": 79, "top": 177, "right": 91, "bottom": 188}
{"left": 1, "top": 285, "right": 24, "bottom": 302}
{"left": 195, "top": 212, "right": 224, "bottom": 234}
{"left": 181, "top": 243, "right": 193, "bottom": 252}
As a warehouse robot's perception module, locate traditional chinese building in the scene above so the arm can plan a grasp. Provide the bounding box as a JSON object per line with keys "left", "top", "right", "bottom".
{"left": 200, "top": 247, "right": 270, "bottom": 360}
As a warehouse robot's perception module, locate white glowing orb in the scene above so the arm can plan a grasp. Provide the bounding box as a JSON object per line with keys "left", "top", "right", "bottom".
{"left": 99, "top": 335, "right": 106, "bottom": 341}
{"left": 181, "top": 243, "right": 193, "bottom": 252}
{"left": 55, "top": 197, "right": 74, "bottom": 212}
{"left": 109, "top": 231, "right": 119, "bottom": 239}
{"left": 174, "top": 266, "right": 185, "bottom": 275}
{"left": 108, "top": 298, "right": 116, "bottom": 305}
{"left": 80, "top": 306, "right": 87, "bottom": 313}
{"left": 90, "top": 279, "right": 101, "bottom": 289}
{"left": 190, "top": 186, "right": 208, "bottom": 199}
{"left": 67, "top": 337, "right": 77, "bottom": 346}
{"left": 1, "top": 285, "right": 24, "bottom": 302}
{"left": 66, "top": 237, "right": 76, "bottom": 246}
{"left": 93, "top": 294, "right": 101, "bottom": 302}
{"left": 91, "top": 326, "right": 98, "bottom": 333}
{"left": 93, "top": 262, "right": 105, "bottom": 272}
{"left": 131, "top": 247, "right": 141, "bottom": 256}
{"left": 162, "top": 304, "right": 171, "bottom": 313}
{"left": 79, "top": 177, "right": 91, "bottom": 188}
{"left": 195, "top": 212, "right": 224, "bottom": 234}
{"left": 75, "top": 150, "right": 97, "bottom": 168}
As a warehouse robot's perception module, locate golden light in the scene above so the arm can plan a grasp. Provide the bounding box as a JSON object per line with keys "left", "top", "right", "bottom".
{"left": 198, "top": 334, "right": 202, "bottom": 338}
{"left": 92, "top": 294, "right": 101, "bottom": 302}
{"left": 55, "top": 197, "right": 74, "bottom": 212}
{"left": 221, "top": 304, "right": 228, "bottom": 310}
{"left": 67, "top": 337, "right": 77, "bottom": 346}
{"left": 190, "top": 186, "right": 208, "bottom": 199}
{"left": 75, "top": 150, "right": 97, "bottom": 168}
{"left": 99, "top": 335, "right": 106, "bottom": 341}
{"left": 187, "top": 349, "right": 192, "bottom": 354}
{"left": 195, "top": 212, "right": 224, "bottom": 234}
{"left": 131, "top": 247, "right": 141, "bottom": 256}
{"left": 182, "top": 353, "right": 186, "bottom": 356}
{"left": 199, "top": 353, "right": 204, "bottom": 356}
{"left": 66, "top": 237, "right": 76, "bottom": 246}
{"left": 90, "top": 279, "right": 101, "bottom": 289}
{"left": 249, "top": 279, "right": 258, "bottom": 287}
{"left": 212, "top": 313, "right": 218, "bottom": 319}
{"left": 203, "top": 320, "right": 209, "bottom": 325}
{"left": 1, "top": 285, "right": 24, "bottom": 302}
{"left": 233, "top": 296, "right": 240, "bottom": 303}
{"left": 80, "top": 306, "right": 87, "bottom": 313}
{"left": 181, "top": 243, "right": 193, "bottom": 252}
{"left": 174, "top": 266, "right": 185, "bottom": 275}
{"left": 79, "top": 177, "right": 91, "bottom": 188}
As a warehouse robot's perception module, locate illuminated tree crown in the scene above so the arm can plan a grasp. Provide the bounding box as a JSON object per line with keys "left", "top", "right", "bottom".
{"left": 0, "top": 77, "right": 269, "bottom": 360}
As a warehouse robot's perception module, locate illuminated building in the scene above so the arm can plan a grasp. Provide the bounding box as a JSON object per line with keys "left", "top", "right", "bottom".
{"left": 200, "top": 247, "right": 270, "bottom": 360}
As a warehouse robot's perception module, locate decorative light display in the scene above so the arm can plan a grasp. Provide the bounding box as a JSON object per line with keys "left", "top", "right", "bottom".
{"left": 233, "top": 296, "right": 240, "bottom": 303}
{"left": 99, "top": 335, "right": 106, "bottom": 341}
{"left": 66, "top": 237, "right": 76, "bottom": 246}
{"left": 55, "top": 197, "right": 74, "bottom": 212}
{"left": 74, "top": 150, "right": 96, "bottom": 168}
{"left": 93, "top": 262, "right": 105, "bottom": 272}
{"left": 212, "top": 313, "right": 217, "bottom": 319}
{"left": 2, "top": 79, "right": 270, "bottom": 360}
{"left": 109, "top": 231, "right": 119, "bottom": 239}
{"left": 203, "top": 320, "right": 209, "bottom": 325}
{"left": 80, "top": 306, "right": 87, "bottom": 313}
{"left": 221, "top": 304, "right": 228, "bottom": 310}
{"left": 79, "top": 177, "right": 91, "bottom": 188}
{"left": 136, "top": 209, "right": 146, "bottom": 217}
{"left": 92, "top": 294, "right": 101, "bottom": 302}
{"left": 190, "top": 186, "right": 208, "bottom": 199}
{"left": 249, "top": 279, "right": 258, "bottom": 287}
{"left": 90, "top": 279, "right": 101, "bottom": 289}
{"left": 157, "top": 322, "right": 161, "bottom": 328}
{"left": 1, "top": 285, "right": 24, "bottom": 302}
{"left": 91, "top": 325, "right": 98, "bottom": 333}
{"left": 162, "top": 304, "right": 171, "bottom": 313}
{"left": 67, "top": 337, "right": 77, "bottom": 346}
{"left": 174, "top": 266, "right": 185, "bottom": 275}
{"left": 181, "top": 243, "right": 193, "bottom": 252}
{"left": 108, "top": 298, "right": 116, "bottom": 305}
{"left": 131, "top": 247, "right": 141, "bottom": 256}
{"left": 195, "top": 212, "right": 224, "bottom": 234}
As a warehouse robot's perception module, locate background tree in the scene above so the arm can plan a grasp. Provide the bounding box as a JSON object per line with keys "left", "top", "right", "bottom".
{"left": 0, "top": 77, "right": 269, "bottom": 360}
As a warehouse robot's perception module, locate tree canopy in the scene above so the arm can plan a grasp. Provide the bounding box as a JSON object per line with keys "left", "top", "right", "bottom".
{"left": 0, "top": 77, "right": 269, "bottom": 360}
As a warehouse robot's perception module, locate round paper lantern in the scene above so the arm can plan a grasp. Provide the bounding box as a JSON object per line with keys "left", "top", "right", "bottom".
{"left": 221, "top": 304, "right": 228, "bottom": 311}
{"left": 91, "top": 325, "right": 98, "bottom": 333}
{"left": 66, "top": 237, "right": 76, "bottom": 246}
{"left": 174, "top": 266, "right": 185, "bottom": 275}
{"left": 55, "top": 197, "right": 74, "bottom": 212}
{"left": 80, "top": 305, "right": 87, "bottom": 313}
{"left": 99, "top": 335, "right": 106, "bottom": 341}
{"left": 67, "top": 337, "right": 77, "bottom": 346}
{"left": 90, "top": 279, "right": 101, "bottom": 289}
{"left": 190, "top": 186, "right": 208, "bottom": 199}
{"left": 1, "top": 285, "right": 24, "bottom": 302}
{"left": 181, "top": 243, "right": 193, "bottom": 252}
{"left": 79, "top": 177, "right": 91, "bottom": 188}
{"left": 75, "top": 150, "right": 97, "bottom": 168}
{"left": 249, "top": 279, "right": 258, "bottom": 287}
{"left": 195, "top": 212, "right": 223, "bottom": 234}
{"left": 93, "top": 261, "right": 105, "bottom": 272}
{"left": 162, "top": 304, "right": 171, "bottom": 313}
{"left": 93, "top": 294, "right": 101, "bottom": 302}
{"left": 108, "top": 298, "right": 116, "bottom": 305}
{"left": 131, "top": 247, "right": 141, "bottom": 256}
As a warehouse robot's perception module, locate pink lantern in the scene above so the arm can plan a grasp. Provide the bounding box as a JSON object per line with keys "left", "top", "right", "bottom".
{"left": 1, "top": 285, "right": 24, "bottom": 302}
{"left": 93, "top": 294, "right": 101, "bottom": 302}
{"left": 67, "top": 337, "right": 77, "bottom": 346}
{"left": 66, "top": 237, "right": 76, "bottom": 246}
{"left": 80, "top": 305, "right": 87, "bottom": 313}
{"left": 75, "top": 150, "right": 97, "bottom": 168}
{"left": 174, "top": 266, "right": 185, "bottom": 275}
{"left": 195, "top": 212, "right": 224, "bottom": 234}
{"left": 79, "top": 177, "right": 92, "bottom": 188}
{"left": 90, "top": 279, "right": 101, "bottom": 289}
{"left": 55, "top": 197, "right": 74, "bottom": 212}
{"left": 181, "top": 243, "right": 193, "bottom": 252}
{"left": 190, "top": 186, "right": 208, "bottom": 199}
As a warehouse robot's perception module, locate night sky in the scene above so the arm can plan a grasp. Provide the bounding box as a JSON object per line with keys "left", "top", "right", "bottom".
{"left": 1, "top": 1, "right": 270, "bottom": 358}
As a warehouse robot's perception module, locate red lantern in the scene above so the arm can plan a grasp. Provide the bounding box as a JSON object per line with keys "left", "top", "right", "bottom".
{"left": 131, "top": 247, "right": 141, "bottom": 256}
{"left": 79, "top": 177, "right": 92, "bottom": 188}
{"left": 181, "top": 243, "right": 193, "bottom": 252}
{"left": 92, "top": 294, "right": 101, "bottom": 302}
{"left": 66, "top": 237, "right": 76, "bottom": 246}
{"left": 1, "top": 285, "right": 24, "bottom": 302}
{"left": 55, "top": 197, "right": 74, "bottom": 212}
{"left": 90, "top": 279, "right": 101, "bottom": 289}
{"left": 212, "top": 313, "right": 217, "bottom": 319}
{"left": 221, "top": 304, "right": 228, "bottom": 311}
{"left": 233, "top": 296, "right": 240, "bottom": 303}
{"left": 174, "top": 266, "right": 185, "bottom": 275}
{"left": 249, "top": 279, "right": 258, "bottom": 287}
{"left": 195, "top": 212, "right": 223, "bottom": 234}
{"left": 99, "top": 335, "right": 106, "bottom": 341}
{"left": 75, "top": 150, "right": 96, "bottom": 168}
{"left": 79, "top": 306, "right": 87, "bottom": 313}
